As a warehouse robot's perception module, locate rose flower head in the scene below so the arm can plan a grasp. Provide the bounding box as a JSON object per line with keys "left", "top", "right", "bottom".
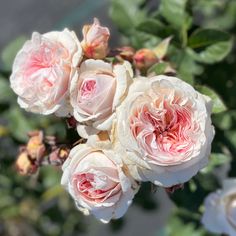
{"left": 202, "top": 179, "right": 236, "bottom": 236}
{"left": 81, "top": 18, "right": 110, "bottom": 59}
{"left": 114, "top": 75, "right": 214, "bottom": 187}
{"left": 61, "top": 143, "right": 139, "bottom": 223}
{"left": 10, "top": 29, "right": 82, "bottom": 116}
{"left": 70, "top": 59, "right": 132, "bottom": 138}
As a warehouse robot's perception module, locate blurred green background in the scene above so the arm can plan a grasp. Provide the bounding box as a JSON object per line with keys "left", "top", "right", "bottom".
{"left": 0, "top": 0, "right": 236, "bottom": 235}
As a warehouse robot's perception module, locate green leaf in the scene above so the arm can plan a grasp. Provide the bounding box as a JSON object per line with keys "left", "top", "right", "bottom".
{"left": 129, "top": 31, "right": 159, "bottom": 49}
{"left": 187, "top": 28, "right": 233, "bottom": 64}
{"left": 153, "top": 36, "right": 172, "bottom": 59}
{"left": 148, "top": 62, "right": 168, "bottom": 75}
{"left": 212, "top": 111, "right": 236, "bottom": 130}
{"left": 175, "top": 51, "right": 203, "bottom": 85}
{"left": 1, "top": 36, "right": 27, "bottom": 70}
{"left": 196, "top": 85, "right": 227, "bottom": 113}
{"left": 158, "top": 215, "right": 205, "bottom": 236}
{"left": 188, "top": 39, "right": 233, "bottom": 64}
{"left": 136, "top": 19, "right": 176, "bottom": 39}
{"left": 159, "top": 0, "right": 189, "bottom": 29}
{"left": 0, "top": 77, "right": 15, "bottom": 103}
{"left": 3, "top": 106, "right": 34, "bottom": 142}
{"left": 188, "top": 29, "right": 231, "bottom": 49}
{"left": 201, "top": 153, "right": 231, "bottom": 174}
{"left": 109, "top": 0, "right": 146, "bottom": 35}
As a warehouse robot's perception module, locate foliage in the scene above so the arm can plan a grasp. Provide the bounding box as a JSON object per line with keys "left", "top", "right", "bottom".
{"left": 0, "top": 0, "right": 236, "bottom": 235}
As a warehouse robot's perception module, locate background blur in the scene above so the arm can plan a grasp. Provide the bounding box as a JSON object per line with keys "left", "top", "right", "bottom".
{"left": 0, "top": 0, "right": 236, "bottom": 235}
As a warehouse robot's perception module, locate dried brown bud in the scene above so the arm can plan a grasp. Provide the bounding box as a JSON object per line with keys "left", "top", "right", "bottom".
{"left": 116, "top": 46, "right": 135, "bottom": 62}
{"left": 48, "top": 147, "right": 70, "bottom": 166}
{"left": 16, "top": 151, "right": 38, "bottom": 175}
{"left": 26, "top": 130, "right": 46, "bottom": 161}
{"left": 66, "top": 116, "right": 77, "bottom": 129}
{"left": 133, "top": 48, "right": 158, "bottom": 71}
{"left": 165, "top": 184, "right": 184, "bottom": 194}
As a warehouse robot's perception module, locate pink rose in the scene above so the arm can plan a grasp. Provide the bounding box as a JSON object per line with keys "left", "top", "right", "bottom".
{"left": 61, "top": 143, "right": 139, "bottom": 223}
{"left": 81, "top": 18, "right": 110, "bottom": 59}
{"left": 202, "top": 179, "right": 236, "bottom": 236}
{"left": 70, "top": 59, "right": 132, "bottom": 138}
{"left": 114, "top": 75, "right": 214, "bottom": 187}
{"left": 10, "top": 29, "right": 82, "bottom": 116}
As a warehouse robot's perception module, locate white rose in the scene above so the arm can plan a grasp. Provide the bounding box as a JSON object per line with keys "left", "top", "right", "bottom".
{"left": 70, "top": 59, "right": 132, "bottom": 138}
{"left": 10, "top": 29, "right": 82, "bottom": 116}
{"left": 202, "top": 179, "right": 236, "bottom": 236}
{"left": 61, "top": 142, "right": 139, "bottom": 223}
{"left": 113, "top": 75, "right": 214, "bottom": 187}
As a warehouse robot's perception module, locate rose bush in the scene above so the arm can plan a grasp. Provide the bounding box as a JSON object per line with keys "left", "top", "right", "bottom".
{"left": 70, "top": 59, "right": 132, "bottom": 138}
{"left": 202, "top": 179, "right": 236, "bottom": 236}
{"left": 10, "top": 29, "right": 82, "bottom": 116}
{"left": 61, "top": 142, "right": 139, "bottom": 223}
{"left": 114, "top": 75, "right": 214, "bottom": 187}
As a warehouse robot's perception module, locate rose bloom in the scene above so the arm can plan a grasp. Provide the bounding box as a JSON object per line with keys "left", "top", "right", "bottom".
{"left": 10, "top": 29, "right": 82, "bottom": 116}
{"left": 202, "top": 179, "right": 236, "bottom": 236}
{"left": 70, "top": 59, "right": 132, "bottom": 138}
{"left": 61, "top": 143, "right": 139, "bottom": 223}
{"left": 114, "top": 75, "right": 214, "bottom": 187}
{"left": 81, "top": 18, "right": 110, "bottom": 59}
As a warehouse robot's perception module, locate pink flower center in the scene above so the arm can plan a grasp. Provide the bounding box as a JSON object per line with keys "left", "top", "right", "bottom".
{"left": 23, "top": 41, "right": 69, "bottom": 88}
{"left": 130, "top": 93, "right": 200, "bottom": 165}
{"left": 80, "top": 80, "right": 97, "bottom": 98}
{"left": 77, "top": 173, "right": 105, "bottom": 196}
{"left": 73, "top": 172, "right": 120, "bottom": 203}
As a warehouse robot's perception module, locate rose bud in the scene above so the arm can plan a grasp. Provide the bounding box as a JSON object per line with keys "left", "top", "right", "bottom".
{"left": 133, "top": 48, "right": 158, "bottom": 71}
{"left": 116, "top": 46, "right": 135, "bottom": 62}
{"left": 16, "top": 151, "right": 38, "bottom": 175}
{"left": 81, "top": 18, "right": 110, "bottom": 59}
{"left": 26, "top": 131, "right": 46, "bottom": 161}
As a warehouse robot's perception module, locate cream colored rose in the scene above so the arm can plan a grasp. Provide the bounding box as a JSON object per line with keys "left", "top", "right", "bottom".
{"left": 70, "top": 59, "right": 132, "bottom": 138}
{"left": 202, "top": 179, "right": 236, "bottom": 236}
{"left": 10, "top": 29, "right": 82, "bottom": 116}
{"left": 114, "top": 75, "right": 214, "bottom": 187}
{"left": 61, "top": 143, "right": 139, "bottom": 223}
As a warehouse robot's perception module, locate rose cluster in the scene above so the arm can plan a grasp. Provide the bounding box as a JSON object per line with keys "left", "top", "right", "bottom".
{"left": 10, "top": 19, "right": 214, "bottom": 223}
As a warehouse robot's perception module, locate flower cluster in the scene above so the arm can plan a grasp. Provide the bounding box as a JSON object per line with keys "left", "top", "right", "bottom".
{"left": 10, "top": 19, "right": 215, "bottom": 223}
